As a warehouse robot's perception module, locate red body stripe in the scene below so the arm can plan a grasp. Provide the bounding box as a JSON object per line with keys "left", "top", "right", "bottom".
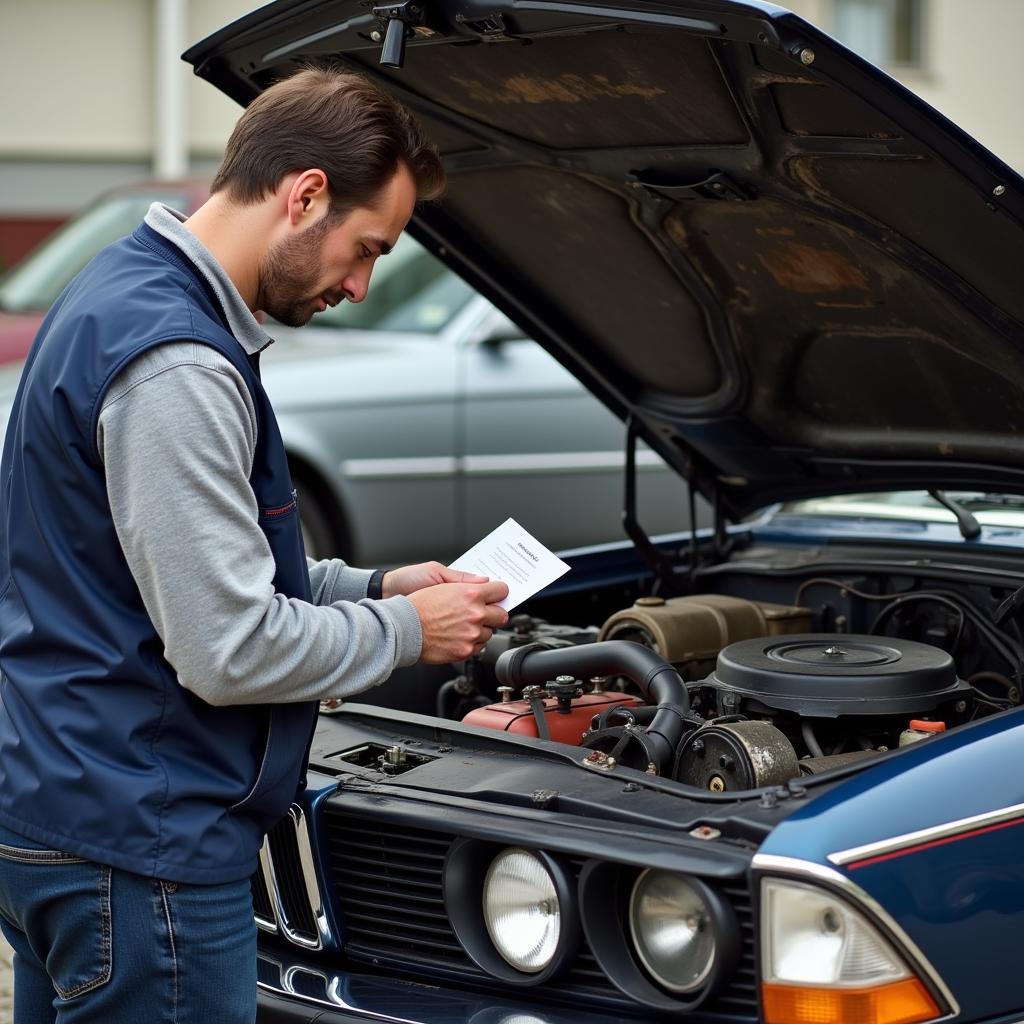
{"left": 848, "top": 815, "right": 1024, "bottom": 870}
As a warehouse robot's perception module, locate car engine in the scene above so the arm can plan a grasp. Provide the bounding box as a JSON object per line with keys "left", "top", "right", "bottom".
{"left": 439, "top": 590, "right": 1010, "bottom": 790}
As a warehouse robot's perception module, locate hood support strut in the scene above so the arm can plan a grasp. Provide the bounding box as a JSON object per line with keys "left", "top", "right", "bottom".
{"left": 624, "top": 416, "right": 705, "bottom": 594}
{"left": 623, "top": 416, "right": 674, "bottom": 592}
{"left": 624, "top": 418, "right": 739, "bottom": 591}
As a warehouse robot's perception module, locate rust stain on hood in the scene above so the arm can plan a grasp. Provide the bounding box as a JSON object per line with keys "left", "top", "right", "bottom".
{"left": 451, "top": 73, "right": 665, "bottom": 104}
{"left": 757, "top": 241, "right": 869, "bottom": 294}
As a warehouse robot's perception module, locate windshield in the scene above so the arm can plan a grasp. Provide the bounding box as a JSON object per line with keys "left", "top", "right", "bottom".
{"left": 0, "top": 192, "right": 186, "bottom": 312}
{"left": 306, "top": 233, "right": 476, "bottom": 334}
{"left": 781, "top": 491, "right": 1024, "bottom": 527}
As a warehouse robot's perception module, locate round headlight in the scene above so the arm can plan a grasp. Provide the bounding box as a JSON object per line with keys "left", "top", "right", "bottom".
{"left": 629, "top": 869, "right": 716, "bottom": 993}
{"left": 482, "top": 848, "right": 561, "bottom": 972}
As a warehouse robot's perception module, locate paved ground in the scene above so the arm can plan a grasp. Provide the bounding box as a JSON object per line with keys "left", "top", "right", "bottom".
{"left": 0, "top": 932, "right": 11, "bottom": 1022}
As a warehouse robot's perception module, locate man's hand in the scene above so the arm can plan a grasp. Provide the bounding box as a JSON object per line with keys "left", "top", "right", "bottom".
{"left": 381, "top": 561, "right": 488, "bottom": 598}
{"left": 407, "top": 580, "right": 510, "bottom": 664}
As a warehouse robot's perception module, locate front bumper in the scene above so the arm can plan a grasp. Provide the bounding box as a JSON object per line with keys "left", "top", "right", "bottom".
{"left": 256, "top": 952, "right": 633, "bottom": 1024}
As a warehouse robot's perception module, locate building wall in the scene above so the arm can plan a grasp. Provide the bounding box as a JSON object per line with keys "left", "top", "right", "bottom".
{"left": 0, "top": 0, "right": 252, "bottom": 266}
{"left": 1, "top": 0, "right": 1022, "bottom": 266}
{"left": 786, "top": 0, "right": 1024, "bottom": 171}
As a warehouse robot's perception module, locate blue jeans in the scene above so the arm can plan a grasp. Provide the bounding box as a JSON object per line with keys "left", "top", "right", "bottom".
{"left": 0, "top": 824, "right": 257, "bottom": 1023}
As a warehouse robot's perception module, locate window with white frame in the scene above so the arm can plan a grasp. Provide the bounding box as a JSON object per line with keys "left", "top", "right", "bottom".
{"left": 831, "top": 0, "right": 922, "bottom": 68}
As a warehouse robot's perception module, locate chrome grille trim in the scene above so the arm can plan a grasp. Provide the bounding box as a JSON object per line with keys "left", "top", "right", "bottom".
{"left": 255, "top": 805, "right": 332, "bottom": 950}
{"left": 254, "top": 837, "right": 278, "bottom": 934}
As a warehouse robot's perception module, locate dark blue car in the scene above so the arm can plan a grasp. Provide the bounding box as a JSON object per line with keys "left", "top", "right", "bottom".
{"left": 185, "top": 1, "right": 1024, "bottom": 1021}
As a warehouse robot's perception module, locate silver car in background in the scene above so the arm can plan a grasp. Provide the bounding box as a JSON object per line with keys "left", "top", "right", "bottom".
{"left": 0, "top": 190, "right": 694, "bottom": 564}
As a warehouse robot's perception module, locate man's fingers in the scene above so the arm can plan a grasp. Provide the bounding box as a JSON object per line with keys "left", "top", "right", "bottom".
{"left": 442, "top": 568, "right": 489, "bottom": 584}
{"left": 409, "top": 577, "right": 510, "bottom": 665}
{"left": 479, "top": 579, "right": 510, "bottom": 604}
{"left": 482, "top": 605, "right": 509, "bottom": 629}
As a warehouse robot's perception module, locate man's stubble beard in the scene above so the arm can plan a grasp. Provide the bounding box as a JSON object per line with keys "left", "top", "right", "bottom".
{"left": 257, "top": 213, "right": 337, "bottom": 328}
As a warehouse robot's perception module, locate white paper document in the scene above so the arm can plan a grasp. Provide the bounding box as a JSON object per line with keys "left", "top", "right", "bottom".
{"left": 449, "top": 518, "right": 570, "bottom": 611}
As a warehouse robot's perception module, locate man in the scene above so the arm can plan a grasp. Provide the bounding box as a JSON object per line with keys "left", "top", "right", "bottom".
{"left": 0, "top": 68, "right": 508, "bottom": 1022}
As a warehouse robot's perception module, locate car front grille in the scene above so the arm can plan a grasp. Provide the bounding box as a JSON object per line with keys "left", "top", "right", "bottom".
{"left": 268, "top": 814, "right": 319, "bottom": 944}
{"left": 253, "top": 809, "right": 325, "bottom": 948}
{"left": 322, "top": 807, "right": 758, "bottom": 1021}
{"left": 251, "top": 854, "right": 275, "bottom": 927}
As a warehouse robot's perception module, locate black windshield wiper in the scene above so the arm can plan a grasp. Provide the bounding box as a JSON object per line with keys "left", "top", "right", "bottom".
{"left": 928, "top": 489, "right": 981, "bottom": 541}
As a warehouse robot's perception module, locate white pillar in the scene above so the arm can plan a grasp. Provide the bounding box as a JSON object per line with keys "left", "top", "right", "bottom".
{"left": 153, "top": 0, "right": 188, "bottom": 179}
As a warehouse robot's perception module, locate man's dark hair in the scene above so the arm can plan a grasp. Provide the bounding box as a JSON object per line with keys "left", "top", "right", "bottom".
{"left": 211, "top": 67, "right": 445, "bottom": 215}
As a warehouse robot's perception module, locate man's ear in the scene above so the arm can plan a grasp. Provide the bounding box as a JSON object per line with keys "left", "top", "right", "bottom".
{"left": 285, "top": 169, "right": 330, "bottom": 227}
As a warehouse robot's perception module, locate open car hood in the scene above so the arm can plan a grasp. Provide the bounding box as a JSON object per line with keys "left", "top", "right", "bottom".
{"left": 184, "top": 0, "right": 1024, "bottom": 520}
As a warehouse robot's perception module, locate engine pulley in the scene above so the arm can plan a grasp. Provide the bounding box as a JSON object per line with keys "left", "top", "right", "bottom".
{"left": 674, "top": 720, "right": 799, "bottom": 792}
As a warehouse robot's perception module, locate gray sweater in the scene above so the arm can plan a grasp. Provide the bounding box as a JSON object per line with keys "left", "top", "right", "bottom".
{"left": 95, "top": 204, "right": 422, "bottom": 706}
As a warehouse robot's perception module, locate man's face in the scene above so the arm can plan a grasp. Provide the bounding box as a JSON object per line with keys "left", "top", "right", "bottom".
{"left": 258, "top": 164, "right": 416, "bottom": 328}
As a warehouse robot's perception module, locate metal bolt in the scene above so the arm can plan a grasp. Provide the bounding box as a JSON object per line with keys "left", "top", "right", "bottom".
{"left": 385, "top": 745, "right": 405, "bottom": 765}
{"left": 370, "top": 29, "right": 382, "bottom": 41}
{"left": 993, "top": 184, "right": 1007, "bottom": 197}
{"left": 584, "top": 750, "right": 617, "bottom": 769}
{"left": 800, "top": 47, "right": 815, "bottom": 65}
{"left": 719, "top": 754, "right": 735, "bottom": 771}
{"left": 498, "top": 686, "right": 514, "bottom": 704}
{"left": 690, "top": 825, "right": 721, "bottom": 840}
{"left": 954, "top": 700, "right": 967, "bottom": 713}
{"left": 555, "top": 675, "right": 575, "bottom": 684}
{"left": 709, "top": 775, "right": 726, "bottom": 792}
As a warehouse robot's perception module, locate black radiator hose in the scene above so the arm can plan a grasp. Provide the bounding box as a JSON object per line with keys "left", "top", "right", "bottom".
{"left": 495, "top": 640, "right": 690, "bottom": 774}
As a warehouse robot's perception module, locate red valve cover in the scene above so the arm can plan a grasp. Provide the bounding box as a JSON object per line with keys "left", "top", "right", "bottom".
{"left": 463, "top": 692, "right": 644, "bottom": 745}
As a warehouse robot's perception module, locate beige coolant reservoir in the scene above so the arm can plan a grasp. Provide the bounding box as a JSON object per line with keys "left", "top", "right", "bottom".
{"left": 598, "top": 594, "right": 812, "bottom": 669}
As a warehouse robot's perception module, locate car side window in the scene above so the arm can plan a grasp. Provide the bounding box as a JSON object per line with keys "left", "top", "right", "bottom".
{"left": 311, "top": 234, "right": 475, "bottom": 334}
{"left": 0, "top": 193, "right": 187, "bottom": 312}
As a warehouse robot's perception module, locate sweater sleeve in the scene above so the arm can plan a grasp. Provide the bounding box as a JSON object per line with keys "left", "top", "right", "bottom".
{"left": 97, "top": 341, "right": 422, "bottom": 706}
{"left": 307, "top": 557, "right": 378, "bottom": 605}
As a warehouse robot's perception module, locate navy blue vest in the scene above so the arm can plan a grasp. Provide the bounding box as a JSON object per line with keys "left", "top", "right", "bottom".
{"left": 0, "top": 223, "right": 319, "bottom": 883}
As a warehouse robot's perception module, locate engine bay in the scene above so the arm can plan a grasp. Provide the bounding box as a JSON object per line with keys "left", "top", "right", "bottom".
{"left": 426, "top": 560, "right": 1024, "bottom": 792}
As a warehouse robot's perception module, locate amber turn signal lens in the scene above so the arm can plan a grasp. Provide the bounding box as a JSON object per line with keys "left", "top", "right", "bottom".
{"left": 762, "top": 977, "right": 940, "bottom": 1024}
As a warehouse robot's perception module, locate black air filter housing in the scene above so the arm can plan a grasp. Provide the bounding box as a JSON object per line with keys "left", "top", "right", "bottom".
{"left": 707, "top": 634, "right": 970, "bottom": 718}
